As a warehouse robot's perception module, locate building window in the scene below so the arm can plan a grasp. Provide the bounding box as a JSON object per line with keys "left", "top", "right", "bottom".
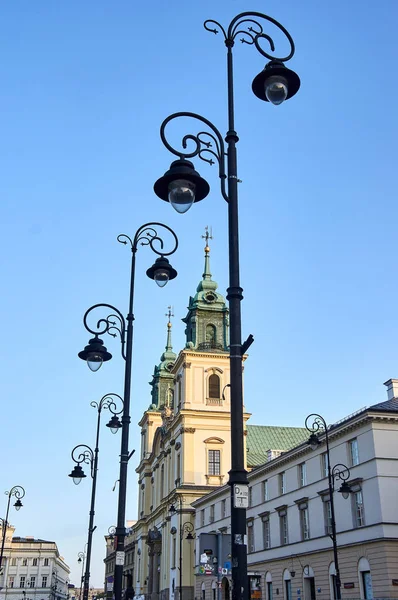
{"left": 298, "top": 462, "right": 307, "bottom": 487}
{"left": 248, "top": 487, "right": 253, "bottom": 507}
{"left": 206, "top": 324, "right": 216, "bottom": 345}
{"left": 221, "top": 499, "right": 226, "bottom": 518}
{"left": 22, "top": 559, "right": 28, "bottom": 566}
{"left": 247, "top": 521, "right": 254, "bottom": 552}
{"left": 262, "top": 515, "right": 270, "bottom": 549}
{"left": 349, "top": 439, "right": 359, "bottom": 466}
{"left": 210, "top": 504, "right": 215, "bottom": 523}
{"left": 11, "top": 558, "right": 17, "bottom": 566}
{"left": 324, "top": 499, "right": 332, "bottom": 535}
{"left": 321, "top": 452, "right": 329, "bottom": 478}
{"left": 267, "top": 582, "right": 273, "bottom": 600}
{"left": 300, "top": 507, "right": 310, "bottom": 540}
{"left": 44, "top": 559, "right": 49, "bottom": 567}
{"left": 263, "top": 480, "right": 269, "bottom": 501}
{"left": 42, "top": 577, "right": 47, "bottom": 588}
{"left": 209, "top": 374, "right": 220, "bottom": 399}
{"left": 279, "top": 512, "right": 288, "bottom": 545}
{"left": 200, "top": 509, "right": 205, "bottom": 527}
{"left": 20, "top": 577, "right": 25, "bottom": 589}
{"left": 208, "top": 449, "right": 221, "bottom": 476}
{"left": 172, "top": 536, "right": 176, "bottom": 569}
{"left": 160, "top": 464, "right": 165, "bottom": 499}
{"left": 176, "top": 454, "right": 181, "bottom": 484}
{"left": 353, "top": 490, "right": 365, "bottom": 527}
{"left": 8, "top": 577, "right": 14, "bottom": 588}
{"left": 279, "top": 472, "right": 286, "bottom": 495}
{"left": 33, "top": 558, "right": 38, "bottom": 566}
{"left": 30, "top": 577, "right": 36, "bottom": 588}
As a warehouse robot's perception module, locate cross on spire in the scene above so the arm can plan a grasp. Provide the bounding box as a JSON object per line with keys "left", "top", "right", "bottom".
{"left": 202, "top": 226, "right": 213, "bottom": 253}
{"left": 165, "top": 305, "right": 174, "bottom": 325}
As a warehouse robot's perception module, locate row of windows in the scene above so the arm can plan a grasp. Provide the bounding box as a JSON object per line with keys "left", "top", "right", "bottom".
{"left": 8, "top": 558, "right": 50, "bottom": 567}
{"left": 246, "top": 490, "right": 364, "bottom": 552}
{"left": 8, "top": 576, "right": 49, "bottom": 588}
{"left": 260, "top": 439, "right": 359, "bottom": 503}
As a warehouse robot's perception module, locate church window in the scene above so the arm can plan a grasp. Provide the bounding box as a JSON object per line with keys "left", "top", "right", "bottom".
{"left": 167, "top": 387, "right": 174, "bottom": 409}
{"left": 161, "top": 465, "right": 165, "bottom": 499}
{"left": 209, "top": 374, "right": 220, "bottom": 399}
{"left": 206, "top": 324, "right": 216, "bottom": 345}
{"left": 208, "top": 449, "right": 221, "bottom": 476}
{"left": 176, "top": 454, "right": 181, "bottom": 484}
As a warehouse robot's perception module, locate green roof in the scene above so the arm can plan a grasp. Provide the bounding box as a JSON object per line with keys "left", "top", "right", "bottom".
{"left": 246, "top": 425, "right": 308, "bottom": 468}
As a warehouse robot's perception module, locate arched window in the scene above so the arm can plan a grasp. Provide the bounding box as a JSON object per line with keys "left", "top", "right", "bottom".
{"left": 358, "top": 557, "right": 373, "bottom": 600}
{"left": 265, "top": 573, "right": 272, "bottom": 600}
{"left": 209, "top": 374, "right": 220, "bottom": 398}
{"left": 206, "top": 324, "right": 216, "bottom": 345}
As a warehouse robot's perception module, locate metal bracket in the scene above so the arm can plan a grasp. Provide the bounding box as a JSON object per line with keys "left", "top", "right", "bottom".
{"left": 128, "top": 449, "right": 136, "bottom": 462}
{"left": 241, "top": 334, "right": 254, "bottom": 355}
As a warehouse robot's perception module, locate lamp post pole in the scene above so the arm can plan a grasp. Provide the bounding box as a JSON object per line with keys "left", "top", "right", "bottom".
{"left": 0, "top": 486, "right": 25, "bottom": 572}
{"left": 69, "top": 395, "right": 123, "bottom": 600}
{"left": 305, "top": 414, "right": 352, "bottom": 600}
{"left": 169, "top": 498, "right": 195, "bottom": 600}
{"left": 78, "top": 224, "right": 178, "bottom": 600}
{"left": 154, "top": 13, "right": 300, "bottom": 600}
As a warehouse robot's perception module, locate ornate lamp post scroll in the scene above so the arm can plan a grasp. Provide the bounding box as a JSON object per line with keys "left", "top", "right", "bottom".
{"left": 154, "top": 12, "right": 300, "bottom": 600}
{"left": 78, "top": 223, "right": 178, "bottom": 600}
{"left": 0, "top": 486, "right": 25, "bottom": 572}
{"left": 305, "top": 413, "right": 352, "bottom": 600}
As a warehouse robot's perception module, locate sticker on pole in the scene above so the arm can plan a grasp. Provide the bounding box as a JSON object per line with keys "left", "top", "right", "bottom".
{"left": 115, "top": 551, "right": 125, "bottom": 565}
{"left": 233, "top": 484, "right": 249, "bottom": 508}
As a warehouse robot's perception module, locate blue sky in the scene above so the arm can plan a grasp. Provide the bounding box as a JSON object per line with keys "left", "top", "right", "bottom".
{"left": 1, "top": 0, "right": 398, "bottom": 588}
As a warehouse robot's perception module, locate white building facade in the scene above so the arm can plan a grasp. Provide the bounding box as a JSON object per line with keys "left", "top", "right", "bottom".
{"left": 0, "top": 526, "right": 70, "bottom": 600}
{"left": 192, "top": 379, "right": 398, "bottom": 600}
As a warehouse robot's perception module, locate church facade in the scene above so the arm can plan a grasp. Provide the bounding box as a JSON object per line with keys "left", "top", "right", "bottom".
{"left": 124, "top": 237, "right": 308, "bottom": 600}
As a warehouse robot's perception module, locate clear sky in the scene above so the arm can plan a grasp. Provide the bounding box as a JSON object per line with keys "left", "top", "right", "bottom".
{"left": 1, "top": 0, "right": 397, "bottom": 589}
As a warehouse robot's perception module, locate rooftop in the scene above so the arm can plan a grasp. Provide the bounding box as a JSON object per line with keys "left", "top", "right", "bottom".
{"left": 246, "top": 424, "right": 308, "bottom": 468}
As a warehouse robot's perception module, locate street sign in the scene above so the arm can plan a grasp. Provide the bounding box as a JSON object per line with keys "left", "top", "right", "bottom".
{"left": 115, "top": 551, "right": 125, "bottom": 566}
{"left": 233, "top": 484, "right": 249, "bottom": 508}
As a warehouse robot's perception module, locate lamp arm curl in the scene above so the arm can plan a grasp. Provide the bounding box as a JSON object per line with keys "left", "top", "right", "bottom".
{"left": 304, "top": 413, "right": 327, "bottom": 435}
{"left": 91, "top": 393, "right": 124, "bottom": 416}
{"left": 160, "top": 112, "right": 229, "bottom": 203}
{"left": 205, "top": 12, "right": 295, "bottom": 62}
{"left": 82, "top": 303, "right": 126, "bottom": 360}
{"left": 71, "top": 445, "right": 95, "bottom": 477}
{"left": 6, "top": 486, "right": 25, "bottom": 501}
{"left": 331, "top": 463, "right": 351, "bottom": 483}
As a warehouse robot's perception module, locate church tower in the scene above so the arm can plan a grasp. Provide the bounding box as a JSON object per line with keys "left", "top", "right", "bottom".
{"left": 133, "top": 230, "right": 250, "bottom": 600}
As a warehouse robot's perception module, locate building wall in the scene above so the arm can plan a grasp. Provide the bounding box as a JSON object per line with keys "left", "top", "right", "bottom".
{"left": 193, "top": 408, "right": 398, "bottom": 600}
{"left": 0, "top": 529, "right": 70, "bottom": 600}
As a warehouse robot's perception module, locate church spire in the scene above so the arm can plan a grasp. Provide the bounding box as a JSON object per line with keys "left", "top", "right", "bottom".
{"left": 163, "top": 306, "right": 174, "bottom": 358}
{"left": 201, "top": 226, "right": 213, "bottom": 281}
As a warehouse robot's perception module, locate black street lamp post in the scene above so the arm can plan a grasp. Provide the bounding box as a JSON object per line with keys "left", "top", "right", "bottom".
{"left": 0, "top": 486, "right": 25, "bottom": 572}
{"left": 169, "top": 500, "right": 195, "bottom": 600}
{"left": 68, "top": 394, "right": 124, "bottom": 600}
{"left": 77, "top": 552, "right": 86, "bottom": 600}
{"left": 78, "top": 223, "right": 178, "bottom": 600}
{"left": 305, "top": 414, "right": 352, "bottom": 600}
{"left": 154, "top": 12, "right": 300, "bottom": 600}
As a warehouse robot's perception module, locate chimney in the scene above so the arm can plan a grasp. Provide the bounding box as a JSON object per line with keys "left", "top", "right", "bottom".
{"left": 383, "top": 379, "right": 398, "bottom": 400}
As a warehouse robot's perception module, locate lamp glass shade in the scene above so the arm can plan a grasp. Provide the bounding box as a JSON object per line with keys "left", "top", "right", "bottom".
{"left": 87, "top": 354, "right": 103, "bottom": 372}
{"left": 154, "top": 269, "right": 170, "bottom": 287}
{"left": 186, "top": 532, "right": 194, "bottom": 540}
{"left": 78, "top": 558, "right": 82, "bottom": 564}
{"left": 168, "top": 179, "right": 196, "bottom": 213}
{"left": 14, "top": 499, "right": 22, "bottom": 511}
{"left": 265, "top": 76, "right": 288, "bottom": 105}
